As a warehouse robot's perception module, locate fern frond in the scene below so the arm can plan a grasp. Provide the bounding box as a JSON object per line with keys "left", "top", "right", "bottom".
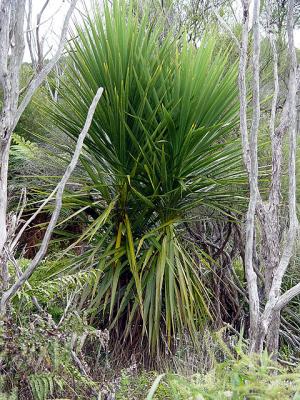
{"left": 10, "top": 133, "right": 40, "bottom": 161}
{"left": 29, "top": 373, "right": 57, "bottom": 400}
{"left": 25, "top": 270, "right": 98, "bottom": 302}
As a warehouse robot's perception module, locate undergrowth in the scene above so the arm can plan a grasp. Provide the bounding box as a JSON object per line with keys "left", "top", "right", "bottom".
{"left": 146, "top": 351, "right": 300, "bottom": 400}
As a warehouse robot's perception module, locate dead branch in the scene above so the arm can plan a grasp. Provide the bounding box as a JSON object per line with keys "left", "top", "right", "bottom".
{"left": 0, "top": 87, "right": 103, "bottom": 316}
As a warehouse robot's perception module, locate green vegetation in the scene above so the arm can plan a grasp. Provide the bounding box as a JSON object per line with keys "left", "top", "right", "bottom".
{"left": 48, "top": 0, "right": 243, "bottom": 356}
{"left": 147, "top": 353, "right": 300, "bottom": 399}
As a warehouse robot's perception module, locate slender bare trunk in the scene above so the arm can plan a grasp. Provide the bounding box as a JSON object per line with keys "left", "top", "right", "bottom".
{"left": 0, "top": 0, "right": 78, "bottom": 315}
{"left": 0, "top": 88, "right": 103, "bottom": 316}
{"left": 237, "top": 0, "right": 299, "bottom": 355}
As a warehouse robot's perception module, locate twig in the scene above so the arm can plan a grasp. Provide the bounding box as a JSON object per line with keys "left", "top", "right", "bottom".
{"left": 212, "top": 7, "right": 240, "bottom": 51}
{"left": 13, "top": 0, "right": 79, "bottom": 130}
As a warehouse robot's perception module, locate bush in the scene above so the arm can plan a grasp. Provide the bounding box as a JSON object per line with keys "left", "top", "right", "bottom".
{"left": 0, "top": 309, "right": 108, "bottom": 399}
{"left": 147, "top": 352, "right": 300, "bottom": 400}
{"left": 48, "top": 0, "right": 243, "bottom": 356}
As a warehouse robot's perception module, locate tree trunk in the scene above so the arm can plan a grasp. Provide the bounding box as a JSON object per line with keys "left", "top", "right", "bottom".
{"left": 259, "top": 211, "right": 281, "bottom": 356}
{"left": 250, "top": 327, "right": 265, "bottom": 354}
{"left": 266, "top": 310, "right": 281, "bottom": 358}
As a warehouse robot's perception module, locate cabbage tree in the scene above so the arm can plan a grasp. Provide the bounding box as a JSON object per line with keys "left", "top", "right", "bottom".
{"left": 49, "top": 0, "right": 243, "bottom": 355}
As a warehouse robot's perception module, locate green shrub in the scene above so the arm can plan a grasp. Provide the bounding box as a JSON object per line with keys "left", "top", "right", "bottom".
{"left": 0, "top": 310, "right": 107, "bottom": 400}
{"left": 148, "top": 352, "right": 300, "bottom": 400}
{"left": 48, "top": 0, "right": 244, "bottom": 356}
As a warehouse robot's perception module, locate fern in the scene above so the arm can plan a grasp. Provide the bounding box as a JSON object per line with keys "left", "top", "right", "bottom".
{"left": 29, "top": 373, "right": 59, "bottom": 400}
{"left": 9, "top": 258, "right": 97, "bottom": 305}
{"left": 10, "top": 133, "right": 40, "bottom": 161}
{"left": 26, "top": 270, "right": 99, "bottom": 303}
